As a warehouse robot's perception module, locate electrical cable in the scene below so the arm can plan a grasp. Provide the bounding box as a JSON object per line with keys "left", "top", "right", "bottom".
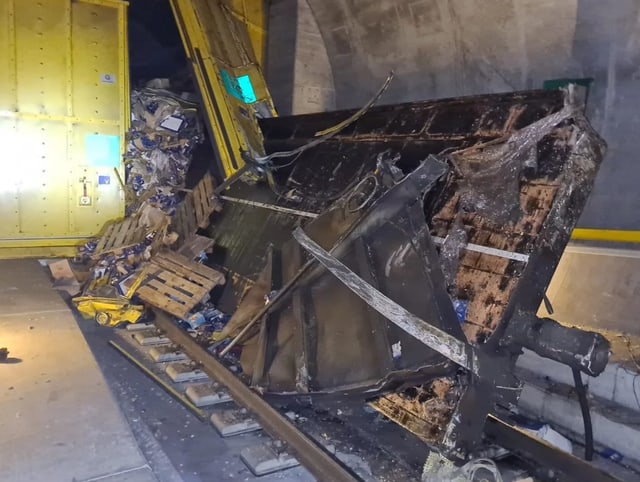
{"left": 346, "top": 174, "right": 379, "bottom": 212}
{"left": 572, "top": 367, "right": 594, "bottom": 461}
{"left": 253, "top": 71, "right": 394, "bottom": 163}
{"left": 216, "top": 73, "right": 394, "bottom": 198}
{"left": 270, "top": 151, "right": 303, "bottom": 171}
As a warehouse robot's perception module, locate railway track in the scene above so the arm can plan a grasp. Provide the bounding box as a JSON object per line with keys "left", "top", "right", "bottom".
{"left": 98, "top": 309, "right": 629, "bottom": 482}
{"left": 111, "top": 312, "right": 428, "bottom": 482}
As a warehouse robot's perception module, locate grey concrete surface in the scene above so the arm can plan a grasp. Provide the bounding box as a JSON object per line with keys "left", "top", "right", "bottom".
{"left": 0, "top": 259, "right": 68, "bottom": 315}
{"left": 267, "top": 0, "right": 640, "bottom": 229}
{"left": 266, "top": 0, "right": 335, "bottom": 115}
{"left": 0, "top": 260, "right": 158, "bottom": 482}
{"left": 518, "top": 379, "right": 640, "bottom": 465}
{"left": 70, "top": 289, "right": 314, "bottom": 481}
{"left": 517, "top": 349, "right": 640, "bottom": 415}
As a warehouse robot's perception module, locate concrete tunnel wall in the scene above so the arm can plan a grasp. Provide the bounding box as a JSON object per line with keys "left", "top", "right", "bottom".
{"left": 265, "top": 0, "right": 640, "bottom": 231}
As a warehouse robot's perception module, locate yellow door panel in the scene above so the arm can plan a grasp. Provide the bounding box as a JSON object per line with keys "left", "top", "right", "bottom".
{"left": 0, "top": 0, "right": 128, "bottom": 258}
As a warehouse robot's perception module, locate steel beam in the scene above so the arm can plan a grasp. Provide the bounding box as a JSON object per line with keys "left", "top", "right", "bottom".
{"left": 484, "top": 416, "right": 620, "bottom": 482}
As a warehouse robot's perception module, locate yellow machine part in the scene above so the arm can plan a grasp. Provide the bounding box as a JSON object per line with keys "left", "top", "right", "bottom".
{"left": 169, "top": 0, "right": 275, "bottom": 180}
{"left": 74, "top": 267, "right": 148, "bottom": 327}
{"left": 0, "top": 0, "right": 129, "bottom": 258}
{"left": 73, "top": 296, "right": 144, "bottom": 327}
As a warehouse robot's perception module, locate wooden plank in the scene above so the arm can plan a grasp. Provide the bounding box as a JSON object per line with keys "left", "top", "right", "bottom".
{"left": 95, "top": 223, "right": 115, "bottom": 252}
{"left": 193, "top": 183, "right": 206, "bottom": 228}
{"left": 178, "top": 234, "right": 214, "bottom": 259}
{"left": 144, "top": 278, "right": 195, "bottom": 304}
{"left": 202, "top": 172, "right": 214, "bottom": 201}
{"left": 93, "top": 217, "right": 149, "bottom": 258}
{"left": 173, "top": 202, "right": 189, "bottom": 245}
{"left": 112, "top": 218, "right": 134, "bottom": 248}
{"left": 192, "top": 173, "right": 217, "bottom": 228}
{"left": 137, "top": 286, "right": 191, "bottom": 318}
{"left": 151, "top": 256, "right": 214, "bottom": 287}
{"left": 103, "top": 223, "right": 119, "bottom": 250}
{"left": 137, "top": 282, "right": 194, "bottom": 309}
{"left": 156, "top": 252, "right": 224, "bottom": 284}
{"left": 161, "top": 251, "right": 220, "bottom": 279}
{"left": 172, "top": 194, "right": 201, "bottom": 247}
{"left": 183, "top": 193, "right": 197, "bottom": 236}
{"left": 154, "top": 270, "right": 209, "bottom": 300}
{"left": 136, "top": 286, "right": 168, "bottom": 305}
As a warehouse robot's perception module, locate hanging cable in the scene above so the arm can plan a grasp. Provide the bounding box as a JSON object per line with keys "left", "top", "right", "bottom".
{"left": 253, "top": 71, "right": 394, "bottom": 164}
{"left": 572, "top": 367, "right": 594, "bottom": 461}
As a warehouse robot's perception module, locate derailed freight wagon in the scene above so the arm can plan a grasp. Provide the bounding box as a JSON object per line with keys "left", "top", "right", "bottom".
{"left": 207, "top": 85, "right": 609, "bottom": 466}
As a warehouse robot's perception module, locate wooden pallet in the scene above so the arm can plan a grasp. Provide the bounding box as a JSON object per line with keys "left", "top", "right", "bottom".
{"left": 173, "top": 196, "right": 198, "bottom": 246}
{"left": 172, "top": 173, "right": 221, "bottom": 246}
{"left": 431, "top": 181, "right": 560, "bottom": 343}
{"left": 135, "top": 251, "right": 225, "bottom": 318}
{"left": 93, "top": 217, "right": 147, "bottom": 258}
{"left": 192, "top": 172, "right": 221, "bottom": 229}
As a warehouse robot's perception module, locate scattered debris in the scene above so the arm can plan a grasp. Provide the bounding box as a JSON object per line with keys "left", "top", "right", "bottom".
{"left": 69, "top": 83, "right": 224, "bottom": 332}
{"left": 73, "top": 296, "right": 145, "bottom": 327}
{"left": 515, "top": 419, "right": 573, "bottom": 454}
{"left": 126, "top": 86, "right": 203, "bottom": 213}
{"left": 48, "top": 259, "right": 82, "bottom": 295}
{"left": 422, "top": 451, "right": 503, "bottom": 482}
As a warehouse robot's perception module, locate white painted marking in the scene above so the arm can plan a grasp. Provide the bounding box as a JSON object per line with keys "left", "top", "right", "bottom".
{"left": 220, "top": 196, "right": 318, "bottom": 218}
{"left": 432, "top": 236, "right": 529, "bottom": 263}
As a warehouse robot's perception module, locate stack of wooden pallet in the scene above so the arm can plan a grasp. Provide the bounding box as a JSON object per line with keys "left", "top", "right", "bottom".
{"left": 76, "top": 172, "right": 225, "bottom": 325}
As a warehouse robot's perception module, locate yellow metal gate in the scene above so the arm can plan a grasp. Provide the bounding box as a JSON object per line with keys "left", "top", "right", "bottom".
{"left": 0, "top": 0, "right": 129, "bottom": 258}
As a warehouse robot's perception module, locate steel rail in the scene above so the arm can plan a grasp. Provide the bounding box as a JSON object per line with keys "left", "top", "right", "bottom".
{"left": 153, "top": 311, "right": 360, "bottom": 482}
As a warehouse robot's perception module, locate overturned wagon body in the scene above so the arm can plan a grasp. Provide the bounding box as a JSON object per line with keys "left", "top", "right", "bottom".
{"left": 210, "top": 88, "right": 608, "bottom": 457}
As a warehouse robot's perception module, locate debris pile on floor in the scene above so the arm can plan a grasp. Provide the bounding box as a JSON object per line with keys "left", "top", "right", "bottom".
{"left": 66, "top": 82, "right": 228, "bottom": 333}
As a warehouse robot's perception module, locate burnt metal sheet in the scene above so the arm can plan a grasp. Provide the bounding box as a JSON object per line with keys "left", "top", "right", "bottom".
{"left": 217, "top": 157, "right": 463, "bottom": 394}
{"left": 208, "top": 88, "right": 609, "bottom": 459}
{"left": 209, "top": 90, "right": 565, "bottom": 300}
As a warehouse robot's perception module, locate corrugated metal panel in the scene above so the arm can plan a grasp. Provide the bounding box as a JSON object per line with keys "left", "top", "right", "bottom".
{"left": 0, "top": 0, "right": 128, "bottom": 258}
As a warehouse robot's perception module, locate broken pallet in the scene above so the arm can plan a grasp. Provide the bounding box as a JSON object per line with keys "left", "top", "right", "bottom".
{"left": 192, "top": 172, "right": 220, "bottom": 228}
{"left": 173, "top": 196, "right": 197, "bottom": 246}
{"left": 93, "top": 216, "right": 147, "bottom": 258}
{"left": 172, "top": 173, "right": 221, "bottom": 246}
{"left": 135, "top": 251, "right": 225, "bottom": 318}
